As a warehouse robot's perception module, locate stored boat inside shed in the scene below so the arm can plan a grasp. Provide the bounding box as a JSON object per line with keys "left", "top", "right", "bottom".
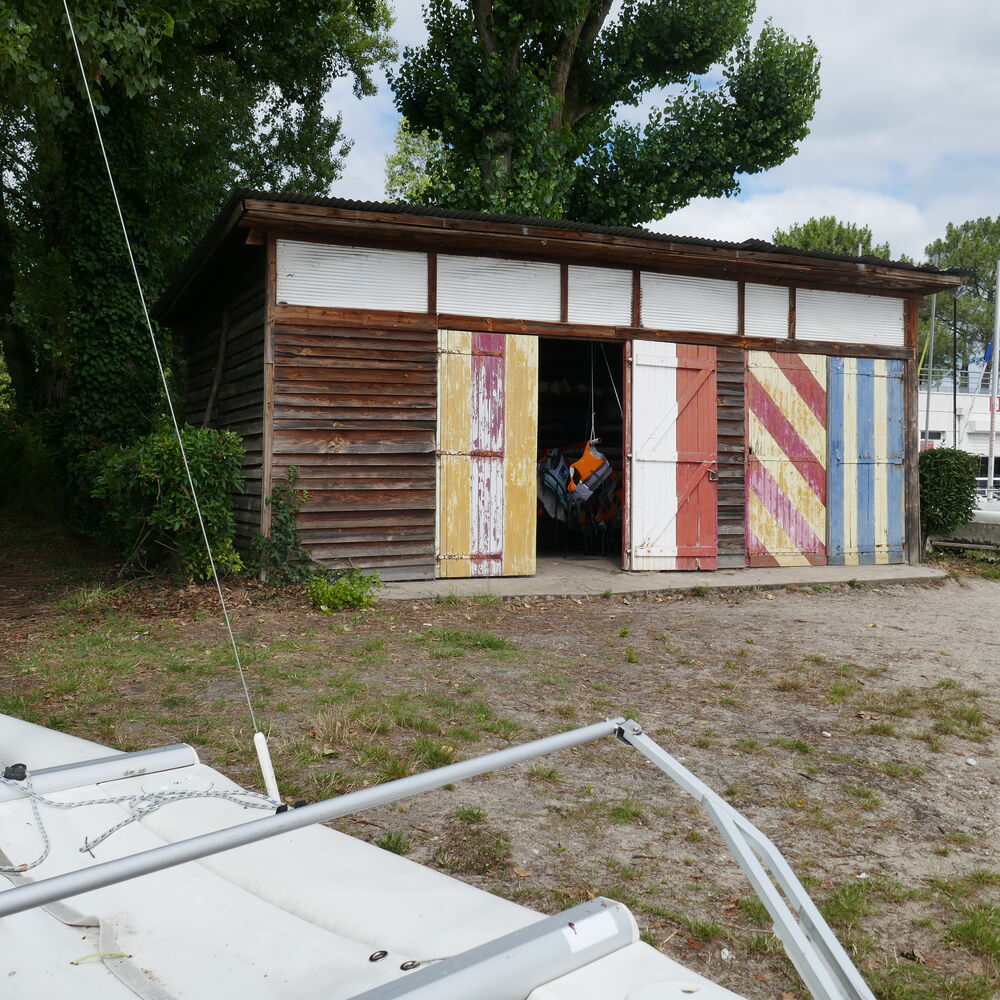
{"left": 158, "top": 191, "right": 960, "bottom": 582}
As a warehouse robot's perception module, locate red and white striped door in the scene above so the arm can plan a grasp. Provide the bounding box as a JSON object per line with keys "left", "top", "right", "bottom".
{"left": 628, "top": 341, "right": 718, "bottom": 570}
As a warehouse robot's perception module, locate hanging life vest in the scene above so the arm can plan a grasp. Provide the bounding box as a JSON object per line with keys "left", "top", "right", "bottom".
{"left": 538, "top": 448, "right": 571, "bottom": 520}
{"left": 566, "top": 440, "right": 612, "bottom": 504}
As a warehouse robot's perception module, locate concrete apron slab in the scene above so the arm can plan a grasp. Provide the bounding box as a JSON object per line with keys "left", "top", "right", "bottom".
{"left": 383, "top": 557, "right": 948, "bottom": 602}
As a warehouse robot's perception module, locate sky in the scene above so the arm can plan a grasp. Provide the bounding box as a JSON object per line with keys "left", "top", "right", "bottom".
{"left": 324, "top": 2, "right": 1000, "bottom": 262}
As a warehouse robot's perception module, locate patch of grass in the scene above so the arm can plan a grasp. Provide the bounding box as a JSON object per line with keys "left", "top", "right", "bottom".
{"left": 733, "top": 738, "right": 762, "bottom": 754}
{"left": 411, "top": 737, "right": 456, "bottom": 770}
{"left": 374, "top": 829, "right": 412, "bottom": 855}
{"left": 625, "top": 647, "right": 639, "bottom": 664}
{"left": 434, "top": 592, "right": 462, "bottom": 605}
{"left": 865, "top": 721, "right": 899, "bottom": 737}
{"left": 527, "top": 766, "right": 561, "bottom": 783}
{"left": 454, "top": 805, "right": 487, "bottom": 823}
{"left": 775, "top": 675, "right": 804, "bottom": 691}
{"left": 866, "top": 964, "right": 995, "bottom": 1000}
{"left": 684, "top": 916, "right": 724, "bottom": 941}
{"left": 609, "top": 799, "right": 645, "bottom": 824}
{"left": 829, "top": 680, "right": 860, "bottom": 702}
{"left": 770, "top": 737, "right": 815, "bottom": 755}
{"left": 618, "top": 625, "right": 631, "bottom": 637}
{"left": 690, "top": 585, "right": 709, "bottom": 597}
{"left": 842, "top": 783, "right": 883, "bottom": 811}
{"left": 946, "top": 904, "right": 1000, "bottom": 966}
{"left": 738, "top": 895, "right": 770, "bottom": 926}
{"left": 471, "top": 593, "right": 502, "bottom": 608}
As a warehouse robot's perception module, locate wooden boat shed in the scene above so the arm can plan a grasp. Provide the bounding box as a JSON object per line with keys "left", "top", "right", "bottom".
{"left": 157, "top": 191, "right": 960, "bottom": 581}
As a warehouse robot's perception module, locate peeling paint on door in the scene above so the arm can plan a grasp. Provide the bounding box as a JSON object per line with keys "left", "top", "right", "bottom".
{"left": 436, "top": 331, "right": 537, "bottom": 578}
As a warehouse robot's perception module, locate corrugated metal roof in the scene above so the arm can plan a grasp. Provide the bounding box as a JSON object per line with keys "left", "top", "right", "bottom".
{"left": 236, "top": 188, "right": 952, "bottom": 275}
{"left": 155, "top": 187, "right": 960, "bottom": 320}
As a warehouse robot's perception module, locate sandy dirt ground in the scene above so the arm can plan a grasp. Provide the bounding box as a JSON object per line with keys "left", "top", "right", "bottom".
{"left": 1, "top": 534, "right": 997, "bottom": 999}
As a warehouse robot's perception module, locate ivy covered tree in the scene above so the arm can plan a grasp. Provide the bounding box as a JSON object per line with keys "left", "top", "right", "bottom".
{"left": 391, "top": 0, "right": 820, "bottom": 225}
{"left": 772, "top": 216, "right": 893, "bottom": 259}
{"left": 0, "top": 2, "right": 393, "bottom": 495}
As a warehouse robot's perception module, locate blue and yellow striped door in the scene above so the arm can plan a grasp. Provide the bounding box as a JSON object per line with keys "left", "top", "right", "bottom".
{"left": 827, "top": 358, "right": 905, "bottom": 564}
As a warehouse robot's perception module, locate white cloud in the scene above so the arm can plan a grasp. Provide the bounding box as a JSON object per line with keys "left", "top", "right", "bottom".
{"left": 325, "top": 1, "right": 1000, "bottom": 251}
{"left": 653, "top": 187, "right": 929, "bottom": 258}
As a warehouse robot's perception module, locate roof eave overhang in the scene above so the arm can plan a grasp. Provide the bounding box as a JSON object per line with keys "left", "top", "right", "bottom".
{"left": 156, "top": 195, "right": 962, "bottom": 322}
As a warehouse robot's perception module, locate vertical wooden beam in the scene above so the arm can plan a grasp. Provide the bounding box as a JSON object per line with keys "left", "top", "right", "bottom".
{"left": 631, "top": 269, "right": 641, "bottom": 328}
{"left": 559, "top": 263, "right": 569, "bottom": 323}
{"left": 903, "top": 297, "right": 922, "bottom": 564}
{"left": 788, "top": 286, "right": 797, "bottom": 340}
{"left": 427, "top": 252, "right": 437, "bottom": 316}
{"left": 621, "top": 339, "right": 633, "bottom": 569}
{"left": 202, "top": 309, "right": 230, "bottom": 428}
{"left": 261, "top": 233, "right": 277, "bottom": 548}
{"left": 737, "top": 281, "right": 746, "bottom": 338}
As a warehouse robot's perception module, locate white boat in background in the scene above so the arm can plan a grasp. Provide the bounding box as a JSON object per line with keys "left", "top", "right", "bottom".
{"left": 0, "top": 713, "right": 875, "bottom": 1000}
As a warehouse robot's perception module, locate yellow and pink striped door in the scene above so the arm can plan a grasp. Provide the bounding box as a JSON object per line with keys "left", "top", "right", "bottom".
{"left": 745, "top": 351, "right": 828, "bottom": 567}
{"left": 436, "top": 330, "right": 537, "bottom": 578}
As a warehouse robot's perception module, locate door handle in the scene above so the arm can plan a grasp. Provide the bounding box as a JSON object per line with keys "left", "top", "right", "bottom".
{"left": 708, "top": 469, "right": 718, "bottom": 482}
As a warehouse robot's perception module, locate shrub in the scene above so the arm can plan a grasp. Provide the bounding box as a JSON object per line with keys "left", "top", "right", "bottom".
{"left": 89, "top": 425, "right": 245, "bottom": 578}
{"left": 249, "top": 467, "right": 313, "bottom": 584}
{"left": 306, "top": 569, "right": 383, "bottom": 612}
{"left": 919, "top": 448, "right": 979, "bottom": 539}
{"left": 0, "top": 415, "right": 55, "bottom": 504}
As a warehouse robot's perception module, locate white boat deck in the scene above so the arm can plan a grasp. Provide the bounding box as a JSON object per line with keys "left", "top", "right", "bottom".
{"left": 0, "top": 717, "right": 741, "bottom": 999}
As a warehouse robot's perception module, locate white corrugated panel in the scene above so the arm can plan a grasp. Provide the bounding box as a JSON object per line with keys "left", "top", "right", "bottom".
{"left": 276, "top": 240, "right": 428, "bottom": 311}
{"left": 796, "top": 289, "right": 905, "bottom": 346}
{"left": 567, "top": 265, "right": 632, "bottom": 326}
{"left": 640, "top": 272, "right": 738, "bottom": 333}
{"left": 438, "top": 255, "right": 560, "bottom": 321}
{"left": 745, "top": 283, "right": 789, "bottom": 339}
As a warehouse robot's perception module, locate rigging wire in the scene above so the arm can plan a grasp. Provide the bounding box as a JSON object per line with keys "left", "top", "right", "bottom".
{"left": 61, "top": 0, "right": 277, "bottom": 798}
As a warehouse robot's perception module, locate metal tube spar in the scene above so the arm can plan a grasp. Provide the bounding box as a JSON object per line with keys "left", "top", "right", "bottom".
{"left": 0, "top": 719, "right": 624, "bottom": 919}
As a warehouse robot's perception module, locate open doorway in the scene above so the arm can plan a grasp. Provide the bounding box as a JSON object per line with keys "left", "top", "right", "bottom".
{"left": 536, "top": 338, "right": 625, "bottom": 564}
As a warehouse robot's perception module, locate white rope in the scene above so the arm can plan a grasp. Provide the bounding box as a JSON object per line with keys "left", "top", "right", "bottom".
{"left": 0, "top": 772, "right": 279, "bottom": 871}
{"left": 60, "top": 1, "right": 261, "bottom": 737}
{"left": 601, "top": 344, "right": 624, "bottom": 417}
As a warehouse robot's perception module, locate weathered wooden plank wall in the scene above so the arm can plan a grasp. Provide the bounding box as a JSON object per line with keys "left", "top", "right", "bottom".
{"left": 270, "top": 322, "right": 437, "bottom": 580}
{"left": 827, "top": 357, "right": 905, "bottom": 564}
{"left": 436, "top": 330, "right": 537, "bottom": 578}
{"left": 715, "top": 347, "right": 746, "bottom": 568}
{"left": 185, "top": 281, "right": 266, "bottom": 547}
{"left": 745, "top": 351, "right": 828, "bottom": 567}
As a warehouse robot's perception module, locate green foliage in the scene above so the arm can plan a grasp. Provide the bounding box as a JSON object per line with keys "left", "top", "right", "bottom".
{"left": 772, "top": 217, "right": 893, "bottom": 259}
{"left": 385, "top": 118, "right": 442, "bottom": 203}
{"left": 306, "top": 570, "right": 383, "bottom": 613}
{"left": 919, "top": 448, "right": 979, "bottom": 538}
{"left": 0, "top": 413, "right": 54, "bottom": 503}
{"left": 89, "top": 425, "right": 245, "bottom": 578}
{"left": 0, "top": 1, "right": 395, "bottom": 507}
{"left": 391, "top": 1, "right": 820, "bottom": 225}
{"left": 923, "top": 217, "right": 1000, "bottom": 370}
{"left": 250, "top": 467, "right": 312, "bottom": 584}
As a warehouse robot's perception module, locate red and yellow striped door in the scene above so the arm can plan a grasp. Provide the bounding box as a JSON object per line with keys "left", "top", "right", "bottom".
{"left": 436, "top": 330, "right": 537, "bottom": 577}
{"left": 745, "top": 351, "right": 828, "bottom": 566}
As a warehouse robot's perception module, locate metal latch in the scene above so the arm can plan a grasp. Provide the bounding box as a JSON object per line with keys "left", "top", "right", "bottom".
{"left": 708, "top": 469, "right": 719, "bottom": 482}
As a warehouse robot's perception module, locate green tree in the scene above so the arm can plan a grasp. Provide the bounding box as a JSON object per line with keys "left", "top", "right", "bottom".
{"left": 772, "top": 216, "right": 893, "bottom": 258}
{"left": 923, "top": 217, "right": 1000, "bottom": 373}
{"left": 0, "top": 1, "right": 394, "bottom": 444}
{"left": 391, "top": 0, "right": 820, "bottom": 225}
{"left": 385, "top": 118, "right": 442, "bottom": 203}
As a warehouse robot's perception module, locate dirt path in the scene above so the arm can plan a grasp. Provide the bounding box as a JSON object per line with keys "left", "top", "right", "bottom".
{"left": 1, "top": 548, "right": 996, "bottom": 999}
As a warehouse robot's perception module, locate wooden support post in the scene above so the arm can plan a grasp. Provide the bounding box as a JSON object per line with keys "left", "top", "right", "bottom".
{"left": 261, "top": 233, "right": 277, "bottom": 553}
{"left": 904, "top": 298, "right": 922, "bottom": 565}
{"left": 202, "top": 309, "right": 230, "bottom": 428}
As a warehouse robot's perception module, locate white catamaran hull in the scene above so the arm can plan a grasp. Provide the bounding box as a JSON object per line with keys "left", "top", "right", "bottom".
{"left": 0, "top": 714, "right": 741, "bottom": 999}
